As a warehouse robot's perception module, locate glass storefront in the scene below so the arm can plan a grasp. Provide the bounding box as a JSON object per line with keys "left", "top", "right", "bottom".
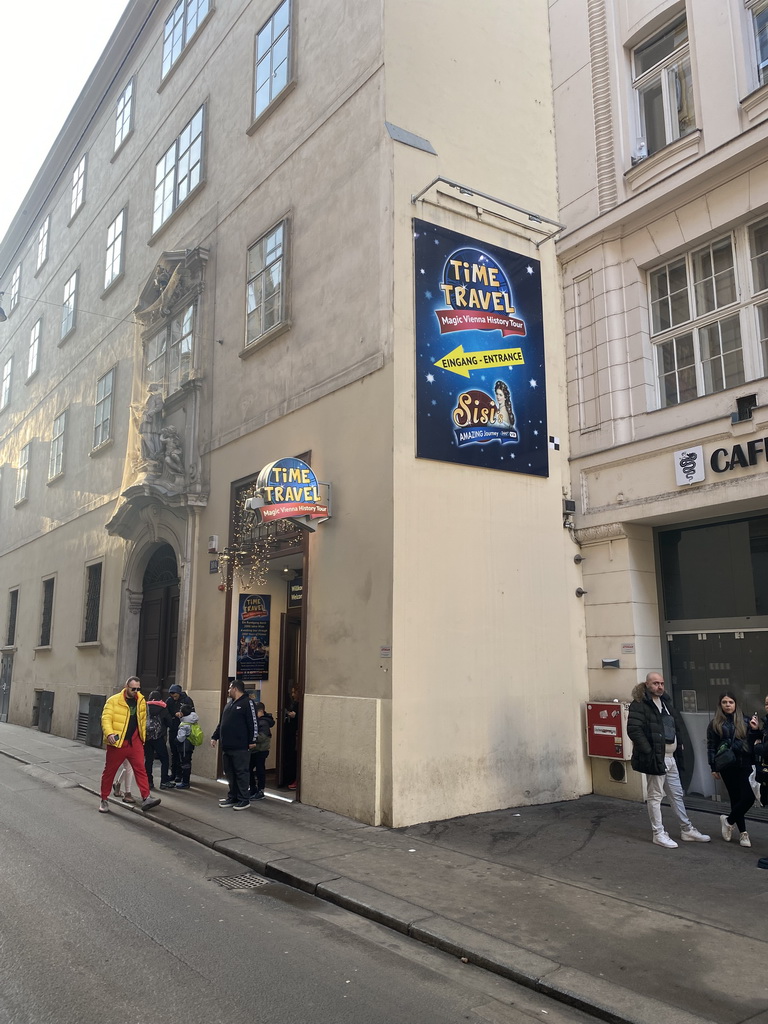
{"left": 657, "top": 514, "right": 768, "bottom": 799}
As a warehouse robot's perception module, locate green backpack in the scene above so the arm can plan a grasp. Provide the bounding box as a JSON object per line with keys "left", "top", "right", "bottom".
{"left": 188, "top": 722, "right": 204, "bottom": 746}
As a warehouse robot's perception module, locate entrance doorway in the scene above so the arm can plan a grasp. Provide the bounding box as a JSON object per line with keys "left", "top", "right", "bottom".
{"left": 277, "top": 610, "right": 302, "bottom": 788}
{"left": 667, "top": 630, "right": 768, "bottom": 797}
{"left": 137, "top": 544, "right": 180, "bottom": 695}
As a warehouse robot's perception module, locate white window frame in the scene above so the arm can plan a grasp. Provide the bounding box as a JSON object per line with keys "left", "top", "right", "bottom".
{"left": 152, "top": 106, "right": 205, "bottom": 233}
{"left": 145, "top": 304, "right": 195, "bottom": 393}
{"left": 93, "top": 368, "right": 115, "bottom": 449}
{"left": 748, "top": 0, "right": 768, "bottom": 88}
{"left": 70, "top": 156, "right": 87, "bottom": 220}
{"left": 1, "top": 358, "right": 11, "bottom": 410}
{"left": 631, "top": 16, "right": 695, "bottom": 159}
{"left": 61, "top": 271, "right": 78, "bottom": 340}
{"left": 49, "top": 411, "right": 66, "bottom": 481}
{"left": 649, "top": 220, "right": 768, "bottom": 408}
{"left": 15, "top": 443, "right": 30, "bottom": 505}
{"left": 254, "top": 0, "right": 292, "bottom": 120}
{"left": 9, "top": 264, "right": 21, "bottom": 312}
{"left": 114, "top": 79, "right": 134, "bottom": 152}
{"left": 162, "top": 0, "right": 210, "bottom": 79}
{"left": 28, "top": 320, "right": 41, "bottom": 380}
{"left": 104, "top": 210, "right": 126, "bottom": 290}
{"left": 37, "top": 217, "right": 50, "bottom": 271}
{"left": 246, "top": 220, "right": 286, "bottom": 347}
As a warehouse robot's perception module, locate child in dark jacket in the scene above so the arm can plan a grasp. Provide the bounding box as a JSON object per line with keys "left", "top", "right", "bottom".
{"left": 249, "top": 702, "right": 274, "bottom": 799}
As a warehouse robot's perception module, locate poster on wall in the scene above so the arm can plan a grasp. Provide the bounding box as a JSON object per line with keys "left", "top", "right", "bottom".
{"left": 414, "top": 219, "right": 548, "bottom": 476}
{"left": 237, "top": 594, "right": 270, "bottom": 682}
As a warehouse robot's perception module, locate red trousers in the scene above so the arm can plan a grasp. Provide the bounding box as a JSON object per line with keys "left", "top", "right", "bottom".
{"left": 100, "top": 731, "right": 150, "bottom": 800}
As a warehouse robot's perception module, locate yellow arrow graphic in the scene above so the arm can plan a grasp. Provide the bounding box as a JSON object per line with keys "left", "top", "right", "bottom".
{"left": 434, "top": 344, "right": 525, "bottom": 379}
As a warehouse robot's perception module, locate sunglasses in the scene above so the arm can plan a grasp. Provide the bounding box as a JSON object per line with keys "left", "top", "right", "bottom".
{"left": 127, "top": 686, "right": 140, "bottom": 692}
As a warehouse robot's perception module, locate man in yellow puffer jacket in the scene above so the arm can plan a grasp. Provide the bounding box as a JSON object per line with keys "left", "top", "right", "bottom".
{"left": 99, "top": 676, "right": 161, "bottom": 814}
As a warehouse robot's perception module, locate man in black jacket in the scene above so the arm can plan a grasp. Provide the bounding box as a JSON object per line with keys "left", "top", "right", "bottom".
{"left": 210, "top": 678, "right": 257, "bottom": 810}
{"left": 166, "top": 684, "right": 195, "bottom": 782}
{"left": 627, "top": 672, "right": 710, "bottom": 849}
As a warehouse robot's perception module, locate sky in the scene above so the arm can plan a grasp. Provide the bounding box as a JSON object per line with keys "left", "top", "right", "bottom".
{"left": 0, "top": 2, "right": 128, "bottom": 242}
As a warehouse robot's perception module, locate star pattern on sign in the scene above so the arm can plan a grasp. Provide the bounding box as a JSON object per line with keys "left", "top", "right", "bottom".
{"left": 420, "top": 268, "right": 425, "bottom": 275}
{"left": 529, "top": 379, "right": 538, "bottom": 388}
{"left": 426, "top": 373, "right": 435, "bottom": 383}
{"left": 526, "top": 266, "right": 534, "bottom": 275}
{"left": 425, "top": 290, "right": 432, "bottom": 299}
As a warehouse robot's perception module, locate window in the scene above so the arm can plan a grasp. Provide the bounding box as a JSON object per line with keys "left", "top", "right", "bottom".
{"left": 146, "top": 304, "right": 195, "bottom": 392}
{"left": 632, "top": 17, "right": 695, "bottom": 158}
{"left": 28, "top": 320, "right": 41, "bottom": 379}
{"left": 254, "top": 0, "right": 292, "bottom": 119}
{"left": 15, "top": 444, "right": 30, "bottom": 504}
{"left": 49, "top": 411, "right": 66, "bottom": 480}
{"left": 104, "top": 210, "right": 125, "bottom": 289}
{"left": 1, "top": 358, "right": 11, "bottom": 410}
{"left": 10, "top": 264, "right": 21, "bottom": 312}
{"left": 246, "top": 221, "right": 285, "bottom": 345}
{"left": 6, "top": 589, "right": 19, "bottom": 647}
{"left": 750, "top": 0, "right": 768, "bottom": 87}
{"left": 93, "top": 368, "right": 115, "bottom": 449}
{"left": 37, "top": 217, "right": 49, "bottom": 270}
{"left": 162, "top": 0, "right": 209, "bottom": 78}
{"left": 153, "top": 106, "right": 204, "bottom": 233}
{"left": 71, "top": 156, "right": 86, "bottom": 219}
{"left": 61, "top": 271, "right": 77, "bottom": 339}
{"left": 40, "top": 578, "right": 55, "bottom": 647}
{"left": 82, "top": 563, "right": 102, "bottom": 643}
{"left": 647, "top": 222, "right": 768, "bottom": 408}
{"left": 114, "top": 79, "right": 134, "bottom": 151}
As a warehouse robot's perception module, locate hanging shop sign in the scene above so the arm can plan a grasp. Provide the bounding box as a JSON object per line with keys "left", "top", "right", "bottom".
{"left": 246, "top": 457, "right": 330, "bottom": 532}
{"left": 414, "top": 219, "right": 548, "bottom": 477}
{"left": 237, "top": 594, "right": 270, "bottom": 682}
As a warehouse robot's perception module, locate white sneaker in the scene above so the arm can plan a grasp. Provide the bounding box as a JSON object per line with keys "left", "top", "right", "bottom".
{"left": 720, "top": 814, "right": 734, "bottom": 841}
{"left": 98, "top": 799, "right": 110, "bottom": 813}
{"left": 681, "top": 827, "right": 711, "bottom": 842}
{"left": 739, "top": 831, "right": 752, "bottom": 847}
{"left": 652, "top": 832, "right": 678, "bottom": 848}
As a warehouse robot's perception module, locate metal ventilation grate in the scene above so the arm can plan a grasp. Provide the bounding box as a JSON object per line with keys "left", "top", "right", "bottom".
{"left": 212, "top": 873, "right": 269, "bottom": 890}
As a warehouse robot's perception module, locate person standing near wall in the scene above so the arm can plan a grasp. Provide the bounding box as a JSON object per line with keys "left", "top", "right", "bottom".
{"left": 210, "top": 679, "right": 257, "bottom": 810}
{"left": 627, "top": 672, "right": 710, "bottom": 849}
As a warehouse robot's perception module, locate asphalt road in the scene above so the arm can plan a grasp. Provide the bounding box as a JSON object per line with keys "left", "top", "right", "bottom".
{"left": 0, "top": 756, "right": 596, "bottom": 1024}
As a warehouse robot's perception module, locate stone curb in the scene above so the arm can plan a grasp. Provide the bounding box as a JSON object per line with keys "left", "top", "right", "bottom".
{"left": 0, "top": 747, "right": 716, "bottom": 1024}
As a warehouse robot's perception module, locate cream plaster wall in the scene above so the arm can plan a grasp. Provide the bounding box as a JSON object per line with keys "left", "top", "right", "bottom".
{"left": 381, "top": 0, "right": 591, "bottom": 825}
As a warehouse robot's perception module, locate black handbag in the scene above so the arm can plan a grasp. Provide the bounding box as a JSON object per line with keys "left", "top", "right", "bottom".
{"left": 714, "top": 741, "right": 736, "bottom": 772}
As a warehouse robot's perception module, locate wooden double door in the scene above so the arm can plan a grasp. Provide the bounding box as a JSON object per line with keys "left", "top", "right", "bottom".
{"left": 136, "top": 545, "right": 180, "bottom": 695}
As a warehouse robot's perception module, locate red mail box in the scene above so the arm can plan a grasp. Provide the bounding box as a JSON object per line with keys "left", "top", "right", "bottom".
{"left": 586, "top": 701, "right": 631, "bottom": 759}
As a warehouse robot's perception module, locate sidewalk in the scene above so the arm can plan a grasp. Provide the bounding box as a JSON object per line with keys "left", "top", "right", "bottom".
{"left": 2, "top": 721, "right": 766, "bottom": 1024}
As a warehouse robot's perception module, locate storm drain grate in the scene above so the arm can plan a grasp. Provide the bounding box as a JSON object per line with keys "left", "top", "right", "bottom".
{"left": 213, "top": 873, "right": 269, "bottom": 890}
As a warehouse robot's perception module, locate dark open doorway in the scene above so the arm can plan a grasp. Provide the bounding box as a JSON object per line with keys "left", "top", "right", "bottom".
{"left": 137, "top": 544, "right": 180, "bottom": 695}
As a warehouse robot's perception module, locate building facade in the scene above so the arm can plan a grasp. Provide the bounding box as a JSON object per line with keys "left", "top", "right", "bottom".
{"left": 0, "top": 0, "right": 590, "bottom": 827}
{"left": 551, "top": 0, "right": 768, "bottom": 799}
